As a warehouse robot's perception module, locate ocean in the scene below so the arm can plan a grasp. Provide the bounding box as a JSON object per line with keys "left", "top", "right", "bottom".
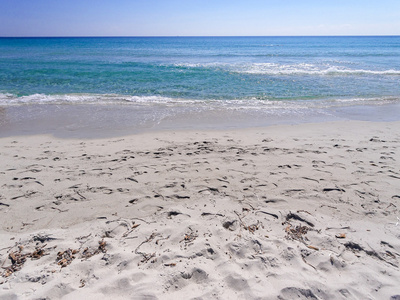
{"left": 0, "top": 36, "right": 399, "bottom": 137}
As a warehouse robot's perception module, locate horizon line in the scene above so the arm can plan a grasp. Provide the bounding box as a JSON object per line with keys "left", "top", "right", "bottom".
{"left": 1, "top": 35, "right": 399, "bottom": 38}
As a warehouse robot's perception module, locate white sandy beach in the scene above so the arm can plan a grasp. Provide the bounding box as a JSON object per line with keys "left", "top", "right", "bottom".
{"left": 1, "top": 120, "right": 400, "bottom": 299}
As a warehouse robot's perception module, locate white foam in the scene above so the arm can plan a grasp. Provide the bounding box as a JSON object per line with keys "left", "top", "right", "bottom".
{"left": 0, "top": 93, "right": 398, "bottom": 112}
{"left": 0, "top": 93, "right": 181, "bottom": 106}
{"left": 238, "top": 63, "right": 400, "bottom": 76}
{"left": 170, "top": 62, "right": 400, "bottom": 76}
{"left": 172, "top": 62, "right": 230, "bottom": 69}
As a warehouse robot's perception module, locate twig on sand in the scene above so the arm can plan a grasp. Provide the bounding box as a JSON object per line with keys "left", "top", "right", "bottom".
{"left": 76, "top": 191, "right": 86, "bottom": 200}
{"left": 256, "top": 211, "right": 279, "bottom": 219}
{"left": 301, "top": 254, "right": 317, "bottom": 271}
{"left": 234, "top": 210, "right": 261, "bottom": 233}
{"left": 131, "top": 218, "right": 155, "bottom": 225}
{"left": 135, "top": 232, "right": 160, "bottom": 265}
{"left": 122, "top": 222, "right": 141, "bottom": 238}
{"left": 51, "top": 207, "right": 69, "bottom": 213}
{"left": 286, "top": 212, "right": 314, "bottom": 227}
{"left": 156, "top": 235, "right": 171, "bottom": 245}
{"left": 234, "top": 210, "right": 246, "bottom": 228}
{"left": 297, "top": 210, "right": 312, "bottom": 215}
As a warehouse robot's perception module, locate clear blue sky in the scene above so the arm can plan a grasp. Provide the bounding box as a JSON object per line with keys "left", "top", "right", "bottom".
{"left": 1, "top": 0, "right": 399, "bottom": 36}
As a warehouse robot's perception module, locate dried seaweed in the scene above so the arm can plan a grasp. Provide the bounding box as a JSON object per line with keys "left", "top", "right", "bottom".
{"left": 1, "top": 244, "right": 48, "bottom": 278}
{"left": 285, "top": 224, "right": 311, "bottom": 243}
{"left": 81, "top": 240, "right": 107, "bottom": 260}
{"left": 56, "top": 248, "right": 79, "bottom": 268}
{"left": 180, "top": 232, "right": 198, "bottom": 245}
{"left": 2, "top": 249, "right": 27, "bottom": 277}
{"left": 30, "top": 245, "right": 47, "bottom": 260}
{"left": 246, "top": 220, "right": 261, "bottom": 233}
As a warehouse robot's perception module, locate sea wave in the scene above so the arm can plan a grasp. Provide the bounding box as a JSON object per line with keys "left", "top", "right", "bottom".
{"left": 240, "top": 63, "right": 400, "bottom": 75}
{"left": 0, "top": 93, "right": 398, "bottom": 110}
{"left": 171, "top": 62, "right": 400, "bottom": 76}
{"left": 0, "top": 93, "right": 184, "bottom": 106}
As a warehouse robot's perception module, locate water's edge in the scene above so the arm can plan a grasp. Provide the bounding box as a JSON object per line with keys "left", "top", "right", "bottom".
{"left": 1, "top": 101, "right": 399, "bottom": 139}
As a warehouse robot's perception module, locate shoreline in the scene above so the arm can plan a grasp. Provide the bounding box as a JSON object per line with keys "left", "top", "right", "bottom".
{"left": 1, "top": 101, "right": 400, "bottom": 139}
{"left": 1, "top": 120, "right": 400, "bottom": 299}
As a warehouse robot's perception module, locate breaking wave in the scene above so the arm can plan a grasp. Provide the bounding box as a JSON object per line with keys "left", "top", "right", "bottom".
{"left": 172, "top": 62, "right": 400, "bottom": 76}
{"left": 1, "top": 92, "right": 398, "bottom": 110}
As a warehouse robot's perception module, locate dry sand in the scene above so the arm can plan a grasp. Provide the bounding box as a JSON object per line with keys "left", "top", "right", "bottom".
{"left": 0, "top": 121, "right": 400, "bottom": 299}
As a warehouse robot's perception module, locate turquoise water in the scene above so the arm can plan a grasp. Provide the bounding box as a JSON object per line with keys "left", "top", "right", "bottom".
{"left": 0, "top": 36, "right": 399, "bottom": 136}
{"left": 1, "top": 36, "right": 400, "bottom": 101}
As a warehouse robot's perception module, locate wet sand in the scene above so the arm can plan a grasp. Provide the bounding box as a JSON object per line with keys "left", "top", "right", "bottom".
{"left": 1, "top": 101, "right": 400, "bottom": 139}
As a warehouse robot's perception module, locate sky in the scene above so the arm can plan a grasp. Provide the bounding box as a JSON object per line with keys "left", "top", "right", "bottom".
{"left": 0, "top": 0, "right": 399, "bottom": 37}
